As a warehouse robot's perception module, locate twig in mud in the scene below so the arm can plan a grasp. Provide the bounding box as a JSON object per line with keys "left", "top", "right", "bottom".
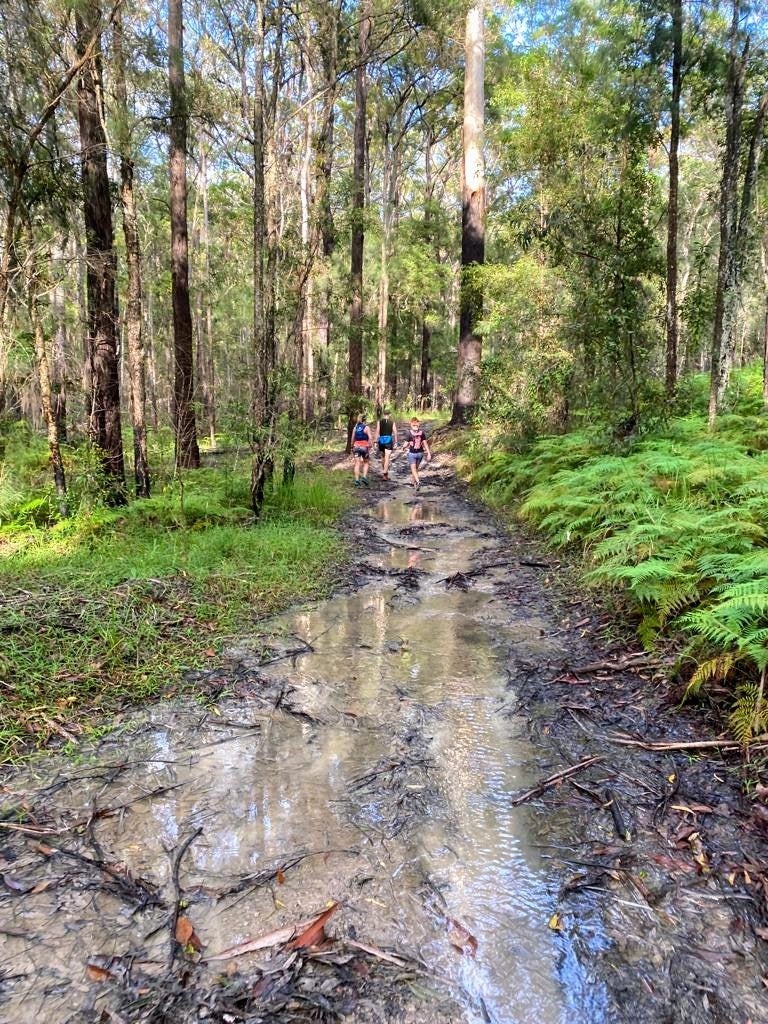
{"left": 509, "top": 756, "right": 603, "bottom": 806}
{"left": 42, "top": 844, "right": 163, "bottom": 908}
{"left": 569, "top": 779, "right": 605, "bottom": 805}
{"left": 653, "top": 761, "right": 680, "bottom": 825}
{"left": 168, "top": 827, "right": 203, "bottom": 968}
{"left": 258, "top": 635, "right": 315, "bottom": 666}
{"left": 565, "top": 707, "right": 593, "bottom": 735}
{"left": 82, "top": 782, "right": 186, "bottom": 834}
{"left": 609, "top": 734, "right": 768, "bottom": 752}
{"left": 604, "top": 787, "right": 632, "bottom": 842}
{"left": 568, "top": 655, "right": 660, "bottom": 675}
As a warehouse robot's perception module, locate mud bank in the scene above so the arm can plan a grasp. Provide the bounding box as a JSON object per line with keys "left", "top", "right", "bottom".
{"left": 0, "top": 460, "right": 766, "bottom": 1023}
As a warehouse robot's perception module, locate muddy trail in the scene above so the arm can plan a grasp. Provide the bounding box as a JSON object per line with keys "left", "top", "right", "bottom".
{"left": 1, "top": 461, "right": 767, "bottom": 1024}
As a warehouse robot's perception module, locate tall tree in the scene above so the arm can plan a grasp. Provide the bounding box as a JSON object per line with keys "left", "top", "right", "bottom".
{"left": 420, "top": 121, "right": 434, "bottom": 408}
{"left": 75, "top": 0, "right": 126, "bottom": 500}
{"left": 168, "top": 0, "right": 200, "bottom": 468}
{"left": 25, "top": 236, "right": 67, "bottom": 517}
{"left": 346, "top": 0, "right": 372, "bottom": 451}
{"left": 250, "top": 0, "right": 272, "bottom": 515}
{"left": 709, "top": 0, "right": 768, "bottom": 425}
{"left": 451, "top": 0, "right": 485, "bottom": 426}
{"left": 0, "top": 3, "right": 121, "bottom": 416}
{"left": 664, "top": 0, "right": 683, "bottom": 397}
{"left": 114, "top": 7, "right": 150, "bottom": 496}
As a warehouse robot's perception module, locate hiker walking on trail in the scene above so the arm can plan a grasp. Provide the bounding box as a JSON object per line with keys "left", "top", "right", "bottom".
{"left": 376, "top": 409, "right": 397, "bottom": 481}
{"left": 352, "top": 413, "right": 372, "bottom": 486}
{"left": 404, "top": 417, "right": 431, "bottom": 490}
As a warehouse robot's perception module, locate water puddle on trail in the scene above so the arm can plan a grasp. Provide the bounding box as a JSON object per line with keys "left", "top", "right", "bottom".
{"left": 0, "top": 487, "right": 612, "bottom": 1024}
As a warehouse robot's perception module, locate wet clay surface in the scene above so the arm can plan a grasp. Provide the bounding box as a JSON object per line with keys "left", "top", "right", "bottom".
{"left": 1, "top": 459, "right": 767, "bottom": 1023}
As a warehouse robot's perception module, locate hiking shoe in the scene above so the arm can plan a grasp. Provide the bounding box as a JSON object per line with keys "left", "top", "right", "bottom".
{"left": 362, "top": 477, "right": 369, "bottom": 486}
{"left": 354, "top": 479, "right": 361, "bottom": 487}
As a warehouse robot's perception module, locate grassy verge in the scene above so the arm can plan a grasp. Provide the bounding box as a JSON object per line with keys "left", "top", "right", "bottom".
{"left": 0, "top": 438, "right": 351, "bottom": 763}
{"left": 463, "top": 367, "right": 768, "bottom": 743}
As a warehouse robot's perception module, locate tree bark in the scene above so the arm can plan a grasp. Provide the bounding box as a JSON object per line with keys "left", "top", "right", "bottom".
{"left": 420, "top": 124, "right": 434, "bottom": 408}
{"left": 25, "top": 237, "right": 68, "bottom": 516}
{"left": 346, "top": 0, "right": 371, "bottom": 451}
{"left": 708, "top": 0, "right": 746, "bottom": 426}
{"left": 376, "top": 123, "right": 398, "bottom": 417}
{"left": 51, "top": 241, "right": 68, "bottom": 442}
{"left": 75, "top": 0, "right": 126, "bottom": 501}
{"left": 200, "top": 144, "right": 217, "bottom": 447}
{"left": 250, "top": 0, "right": 281, "bottom": 516}
{"left": 451, "top": 0, "right": 485, "bottom": 426}
{"left": 664, "top": 0, "right": 682, "bottom": 398}
{"left": 299, "top": 50, "right": 315, "bottom": 423}
{"left": 114, "top": 8, "right": 150, "bottom": 497}
{"left": 168, "top": 0, "right": 200, "bottom": 469}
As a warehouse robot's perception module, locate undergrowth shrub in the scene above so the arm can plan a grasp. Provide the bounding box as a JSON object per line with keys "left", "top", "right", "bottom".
{"left": 469, "top": 367, "right": 768, "bottom": 742}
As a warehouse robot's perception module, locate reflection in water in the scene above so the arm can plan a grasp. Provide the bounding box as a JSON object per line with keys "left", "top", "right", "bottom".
{"left": 0, "top": 492, "right": 609, "bottom": 1024}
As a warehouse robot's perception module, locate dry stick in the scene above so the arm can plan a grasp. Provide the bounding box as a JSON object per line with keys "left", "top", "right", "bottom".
{"left": 168, "top": 827, "right": 203, "bottom": 969}
{"left": 509, "top": 756, "right": 603, "bottom": 806}
{"left": 604, "top": 787, "right": 632, "bottom": 842}
{"left": 609, "top": 735, "right": 768, "bottom": 752}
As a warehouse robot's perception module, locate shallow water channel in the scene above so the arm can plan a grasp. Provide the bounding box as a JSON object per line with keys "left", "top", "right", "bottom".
{"left": 1, "top": 483, "right": 614, "bottom": 1023}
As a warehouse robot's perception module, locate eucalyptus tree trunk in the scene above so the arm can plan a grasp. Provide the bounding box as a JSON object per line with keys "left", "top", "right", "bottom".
{"left": 710, "top": 76, "right": 768, "bottom": 423}
{"left": 251, "top": 0, "right": 269, "bottom": 516}
{"left": 346, "top": 0, "right": 371, "bottom": 451}
{"left": 451, "top": 0, "right": 485, "bottom": 426}
{"left": 29, "top": 291, "right": 68, "bottom": 516}
{"left": 168, "top": 0, "right": 200, "bottom": 468}
{"left": 75, "top": 0, "right": 126, "bottom": 501}
{"left": 664, "top": 0, "right": 683, "bottom": 398}
{"left": 708, "top": 0, "right": 745, "bottom": 425}
{"left": 311, "top": 1, "right": 340, "bottom": 417}
{"left": 420, "top": 124, "right": 434, "bottom": 408}
{"left": 24, "top": 227, "right": 67, "bottom": 514}
{"left": 299, "top": 50, "right": 315, "bottom": 423}
{"left": 200, "top": 144, "right": 217, "bottom": 448}
{"left": 114, "top": 8, "right": 150, "bottom": 497}
{"left": 376, "top": 122, "right": 399, "bottom": 416}
{"left": 51, "top": 240, "right": 68, "bottom": 442}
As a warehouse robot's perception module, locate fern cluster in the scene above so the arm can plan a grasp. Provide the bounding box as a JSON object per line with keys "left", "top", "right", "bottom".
{"left": 470, "top": 377, "right": 768, "bottom": 742}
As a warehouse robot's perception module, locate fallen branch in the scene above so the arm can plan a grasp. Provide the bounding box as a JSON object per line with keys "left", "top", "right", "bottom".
{"left": 604, "top": 787, "right": 632, "bottom": 842}
{"left": 609, "top": 734, "right": 768, "bottom": 752}
{"left": 168, "top": 827, "right": 203, "bottom": 968}
{"left": 509, "top": 756, "right": 603, "bottom": 806}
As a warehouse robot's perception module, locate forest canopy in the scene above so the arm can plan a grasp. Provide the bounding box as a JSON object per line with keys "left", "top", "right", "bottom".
{"left": 1, "top": 0, "right": 767, "bottom": 503}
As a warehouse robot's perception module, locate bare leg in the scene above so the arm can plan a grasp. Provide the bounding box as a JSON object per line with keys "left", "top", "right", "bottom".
{"left": 354, "top": 456, "right": 361, "bottom": 482}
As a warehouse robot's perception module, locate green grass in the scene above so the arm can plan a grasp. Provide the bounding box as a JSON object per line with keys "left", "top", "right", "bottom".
{"left": 465, "top": 365, "right": 768, "bottom": 743}
{"left": 0, "top": 444, "right": 351, "bottom": 763}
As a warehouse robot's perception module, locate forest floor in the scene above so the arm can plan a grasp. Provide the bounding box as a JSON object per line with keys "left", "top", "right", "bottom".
{"left": 1, "top": 445, "right": 767, "bottom": 1023}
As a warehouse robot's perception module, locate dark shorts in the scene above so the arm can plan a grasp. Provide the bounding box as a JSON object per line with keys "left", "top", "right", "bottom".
{"left": 353, "top": 446, "right": 370, "bottom": 461}
{"left": 378, "top": 441, "right": 393, "bottom": 453}
{"left": 407, "top": 452, "right": 423, "bottom": 466}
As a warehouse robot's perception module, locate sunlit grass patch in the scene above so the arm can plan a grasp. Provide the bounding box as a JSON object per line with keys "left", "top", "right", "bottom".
{"left": 0, "top": 457, "right": 352, "bottom": 762}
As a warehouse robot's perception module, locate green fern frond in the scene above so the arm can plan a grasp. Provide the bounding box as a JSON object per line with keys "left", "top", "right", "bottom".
{"left": 729, "top": 682, "right": 768, "bottom": 746}
{"left": 685, "top": 653, "right": 737, "bottom": 698}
